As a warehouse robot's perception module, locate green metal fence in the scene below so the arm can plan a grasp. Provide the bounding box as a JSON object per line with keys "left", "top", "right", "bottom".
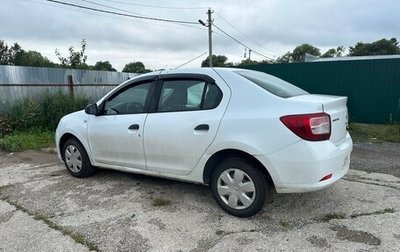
{"left": 241, "top": 58, "right": 400, "bottom": 124}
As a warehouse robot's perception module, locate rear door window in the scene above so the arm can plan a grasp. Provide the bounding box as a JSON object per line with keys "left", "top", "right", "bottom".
{"left": 157, "top": 79, "right": 222, "bottom": 112}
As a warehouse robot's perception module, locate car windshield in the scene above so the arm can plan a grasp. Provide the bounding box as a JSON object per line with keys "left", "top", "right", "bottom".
{"left": 234, "top": 70, "right": 308, "bottom": 98}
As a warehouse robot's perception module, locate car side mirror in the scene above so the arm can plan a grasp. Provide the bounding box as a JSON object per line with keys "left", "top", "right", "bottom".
{"left": 85, "top": 103, "right": 98, "bottom": 115}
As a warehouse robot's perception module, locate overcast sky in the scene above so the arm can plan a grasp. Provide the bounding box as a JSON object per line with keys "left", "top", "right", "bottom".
{"left": 1, "top": 0, "right": 399, "bottom": 71}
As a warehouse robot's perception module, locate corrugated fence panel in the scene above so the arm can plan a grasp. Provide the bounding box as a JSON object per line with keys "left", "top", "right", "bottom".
{"left": 0, "top": 65, "right": 139, "bottom": 111}
{"left": 242, "top": 59, "right": 400, "bottom": 123}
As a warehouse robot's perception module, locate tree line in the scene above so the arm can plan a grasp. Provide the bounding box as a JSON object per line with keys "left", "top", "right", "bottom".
{"left": 201, "top": 38, "right": 400, "bottom": 67}
{"left": 1, "top": 38, "right": 399, "bottom": 71}
{"left": 0, "top": 39, "right": 150, "bottom": 73}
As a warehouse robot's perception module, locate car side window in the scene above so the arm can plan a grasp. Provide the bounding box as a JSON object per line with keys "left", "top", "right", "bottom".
{"left": 157, "top": 79, "right": 222, "bottom": 112}
{"left": 104, "top": 82, "right": 151, "bottom": 115}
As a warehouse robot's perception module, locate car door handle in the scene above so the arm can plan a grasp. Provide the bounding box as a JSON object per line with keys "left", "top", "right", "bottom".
{"left": 128, "top": 124, "right": 140, "bottom": 130}
{"left": 194, "top": 124, "right": 209, "bottom": 131}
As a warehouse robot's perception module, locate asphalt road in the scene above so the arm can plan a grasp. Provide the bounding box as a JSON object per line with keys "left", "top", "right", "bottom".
{"left": 0, "top": 143, "right": 399, "bottom": 251}
{"left": 351, "top": 142, "right": 400, "bottom": 177}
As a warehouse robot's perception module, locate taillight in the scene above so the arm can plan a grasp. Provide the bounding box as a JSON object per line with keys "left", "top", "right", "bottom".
{"left": 280, "top": 113, "right": 331, "bottom": 141}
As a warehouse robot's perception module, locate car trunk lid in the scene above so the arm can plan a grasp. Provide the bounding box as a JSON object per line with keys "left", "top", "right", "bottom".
{"left": 288, "top": 94, "right": 349, "bottom": 145}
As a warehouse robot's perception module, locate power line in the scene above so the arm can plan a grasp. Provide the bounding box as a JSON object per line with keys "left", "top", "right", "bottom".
{"left": 175, "top": 52, "right": 207, "bottom": 69}
{"left": 102, "top": 0, "right": 207, "bottom": 10}
{"left": 81, "top": 0, "right": 205, "bottom": 31}
{"left": 212, "top": 23, "right": 274, "bottom": 61}
{"left": 81, "top": 0, "right": 146, "bottom": 16}
{"left": 214, "top": 12, "right": 278, "bottom": 57}
{"left": 21, "top": 0, "right": 128, "bottom": 21}
{"left": 46, "top": 0, "right": 199, "bottom": 24}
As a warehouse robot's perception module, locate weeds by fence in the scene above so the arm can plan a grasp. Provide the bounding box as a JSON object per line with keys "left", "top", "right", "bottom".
{"left": 0, "top": 91, "right": 89, "bottom": 136}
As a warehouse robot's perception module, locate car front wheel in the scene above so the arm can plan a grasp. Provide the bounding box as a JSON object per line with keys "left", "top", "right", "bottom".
{"left": 210, "top": 158, "right": 269, "bottom": 217}
{"left": 63, "top": 138, "right": 95, "bottom": 178}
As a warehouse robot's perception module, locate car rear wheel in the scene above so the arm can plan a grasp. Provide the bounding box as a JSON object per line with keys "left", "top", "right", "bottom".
{"left": 63, "top": 138, "right": 95, "bottom": 178}
{"left": 210, "top": 158, "right": 269, "bottom": 217}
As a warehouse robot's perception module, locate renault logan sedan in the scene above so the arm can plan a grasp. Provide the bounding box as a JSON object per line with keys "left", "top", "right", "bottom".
{"left": 56, "top": 68, "right": 352, "bottom": 217}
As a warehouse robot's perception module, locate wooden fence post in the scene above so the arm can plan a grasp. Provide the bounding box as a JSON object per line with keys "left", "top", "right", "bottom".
{"left": 67, "top": 75, "right": 74, "bottom": 97}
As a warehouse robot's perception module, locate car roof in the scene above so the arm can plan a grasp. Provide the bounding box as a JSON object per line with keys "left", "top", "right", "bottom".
{"left": 133, "top": 67, "right": 251, "bottom": 78}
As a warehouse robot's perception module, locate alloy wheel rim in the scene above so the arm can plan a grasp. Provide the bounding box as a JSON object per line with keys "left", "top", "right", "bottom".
{"left": 65, "top": 145, "right": 82, "bottom": 173}
{"left": 217, "top": 168, "right": 256, "bottom": 210}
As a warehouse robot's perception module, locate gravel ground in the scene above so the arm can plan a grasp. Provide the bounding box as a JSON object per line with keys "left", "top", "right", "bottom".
{"left": 0, "top": 142, "right": 399, "bottom": 251}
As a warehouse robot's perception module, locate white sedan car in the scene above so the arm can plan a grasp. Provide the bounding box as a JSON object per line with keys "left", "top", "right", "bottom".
{"left": 56, "top": 68, "right": 352, "bottom": 217}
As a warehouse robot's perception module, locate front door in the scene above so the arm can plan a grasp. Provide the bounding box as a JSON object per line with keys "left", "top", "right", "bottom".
{"left": 87, "top": 81, "right": 153, "bottom": 169}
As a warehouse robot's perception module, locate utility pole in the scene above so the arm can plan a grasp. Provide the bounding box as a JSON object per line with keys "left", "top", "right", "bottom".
{"left": 199, "top": 8, "right": 213, "bottom": 67}
{"left": 207, "top": 8, "right": 213, "bottom": 67}
{"left": 248, "top": 49, "right": 252, "bottom": 61}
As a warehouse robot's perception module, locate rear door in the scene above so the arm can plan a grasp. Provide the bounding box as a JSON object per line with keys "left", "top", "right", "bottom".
{"left": 143, "top": 75, "right": 226, "bottom": 175}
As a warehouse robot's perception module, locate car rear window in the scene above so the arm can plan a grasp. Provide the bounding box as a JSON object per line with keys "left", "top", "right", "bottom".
{"left": 234, "top": 70, "right": 308, "bottom": 98}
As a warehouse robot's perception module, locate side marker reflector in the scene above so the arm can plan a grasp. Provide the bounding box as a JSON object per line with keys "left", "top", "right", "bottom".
{"left": 319, "top": 173, "right": 333, "bottom": 182}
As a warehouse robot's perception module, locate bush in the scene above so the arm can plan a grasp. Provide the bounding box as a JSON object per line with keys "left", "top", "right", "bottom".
{"left": 0, "top": 112, "right": 15, "bottom": 136}
{"left": 37, "top": 91, "right": 90, "bottom": 130}
{"left": 0, "top": 91, "right": 90, "bottom": 151}
{"left": 10, "top": 91, "right": 90, "bottom": 131}
{"left": 11, "top": 98, "right": 41, "bottom": 130}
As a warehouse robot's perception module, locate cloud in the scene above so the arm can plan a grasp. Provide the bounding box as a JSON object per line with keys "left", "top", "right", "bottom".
{"left": 1, "top": 0, "right": 399, "bottom": 70}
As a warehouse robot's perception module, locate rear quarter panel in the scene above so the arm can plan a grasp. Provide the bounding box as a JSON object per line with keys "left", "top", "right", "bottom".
{"left": 209, "top": 70, "right": 324, "bottom": 156}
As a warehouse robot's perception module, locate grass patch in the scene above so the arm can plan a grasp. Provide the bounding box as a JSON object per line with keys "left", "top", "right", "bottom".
{"left": 34, "top": 214, "right": 99, "bottom": 251}
{"left": 0, "top": 129, "right": 54, "bottom": 152}
{"left": 279, "top": 220, "right": 290, "bottom": 228}
{"left": 320, "top": 212, "right": 346, "bottom": 222}
{"left": 349, "top": 123, "right": 400, "bottom": 143}
{"left": 215, "top": 229, "right": 235, "bottom": 236}
{"left": 350, "top": 208, "right": 395, "bottom": 218}
{"left": 151, "top": 197, "right": 171, "bottom": 207}
{"left": 215, "top": 229, "right": 225, "bottom": 236}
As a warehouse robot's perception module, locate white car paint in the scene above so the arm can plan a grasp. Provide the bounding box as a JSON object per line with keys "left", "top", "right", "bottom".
{"left": 56, "top": 67, "right": 352, "bottom": 194}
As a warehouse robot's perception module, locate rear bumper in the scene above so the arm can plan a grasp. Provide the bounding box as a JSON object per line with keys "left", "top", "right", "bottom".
{"left": 257, "top": 132, "right": 352, "bottom": 193}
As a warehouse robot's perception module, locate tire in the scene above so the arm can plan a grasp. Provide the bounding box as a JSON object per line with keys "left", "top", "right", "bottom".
{"left": 62, "top": 138, "right": 95, "bottom": 178}
{"left": 210, "top": 157, "right": 269, "bottom": 217}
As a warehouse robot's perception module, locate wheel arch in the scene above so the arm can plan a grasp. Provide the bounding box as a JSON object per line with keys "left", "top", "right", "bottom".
{"left": 202, "top": 149, "right": 275, "bottom": 188}
{"left": 59, "top": 133, "right": 87, "bottom": 161}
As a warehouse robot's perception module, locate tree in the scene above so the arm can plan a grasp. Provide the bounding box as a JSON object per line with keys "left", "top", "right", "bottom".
{"left": 13, "top": 50, "right": 54, "bottom": 67}
{"left": 291, "top": 44, "right": 321, "bottom": 62}
{"left": 238, "top": 59, "right": 260, "bottom": 66}
{"left": 275, "top": 51, "right": 293, "bottom": 63}
{"left": 201, "top": 54, "right": 233, "bottom": 67}
{"left": 55, "top": 39, "right": 89, "bottom": 69}
{"left": 0, "top": 40, "right": 23, "bottom": 65}
{"left": 348, "top": 38, "right": 400, "bottom": 56}
{"left": 122, "top": 61, "right": 151, "bottom": 73}
{"left": 275, "top": 44, "right": 321, "bottom": 63}
{"left": 93, "top": 61, "right": 116, "bottom": 71}
{"left": 321, "top": 46, "right": 345, "bottom": 58}
{"left": 0, "top": 40, "right": 11, "bottom": 65}
{"left": 321, "top": 47, "right": 341, "bottom": 58}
